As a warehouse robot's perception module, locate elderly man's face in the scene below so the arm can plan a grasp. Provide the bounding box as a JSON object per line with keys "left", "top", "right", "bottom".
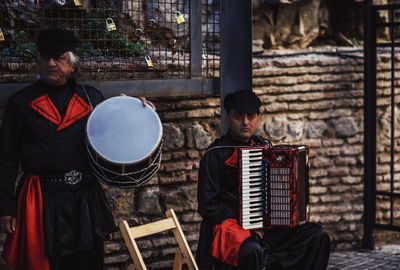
{"left": 227, "top": 110, "right": 260, "bottom": 142}
{"left": 38, "top": 52, "right": 74, "bottom": 86}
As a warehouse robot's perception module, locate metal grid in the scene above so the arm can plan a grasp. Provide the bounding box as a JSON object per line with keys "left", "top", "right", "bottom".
{"left": 0, "top": 0, "right": 220, "bottom": 83}
{"left": 201, "top": 0, "right": 220, "bottom": 78}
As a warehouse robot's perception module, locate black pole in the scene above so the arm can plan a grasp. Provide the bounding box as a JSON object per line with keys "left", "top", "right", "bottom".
{"left": 190, "top": 0, "right": 202, "bottom": 78}
{"left": 220, "top": 0, "right": 253, "bottom": 133}
{"left": 362, "top": 0, "right": 376, "bottom": 250}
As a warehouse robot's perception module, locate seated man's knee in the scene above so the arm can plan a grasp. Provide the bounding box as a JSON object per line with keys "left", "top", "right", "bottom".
{"left": 239, "top": 236, "right": 264, "bottom": 258}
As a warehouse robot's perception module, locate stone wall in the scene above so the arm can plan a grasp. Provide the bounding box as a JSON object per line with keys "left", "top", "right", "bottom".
{"left": 1, "top": 48, "right": 400, "bottom": 269}
{"left": 102, "top": 48, "right": 369, "bottom": 269}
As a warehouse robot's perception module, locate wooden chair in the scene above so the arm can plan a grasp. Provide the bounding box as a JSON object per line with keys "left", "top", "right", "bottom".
{"left": 119, "top": 209, "right": 199, "bottom": 270}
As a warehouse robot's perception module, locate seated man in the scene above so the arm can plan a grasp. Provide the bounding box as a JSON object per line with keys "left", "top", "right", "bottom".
{"left": 196, "top": 90, "right": 331, "bottom": 270}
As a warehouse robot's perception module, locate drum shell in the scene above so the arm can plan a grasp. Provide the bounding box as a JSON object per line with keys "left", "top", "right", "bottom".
{"left": 87, "top": 139, "right": 162, "bottom": 188}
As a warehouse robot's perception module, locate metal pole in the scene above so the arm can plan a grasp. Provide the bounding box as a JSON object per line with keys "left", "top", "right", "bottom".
{"left": 220, "top": 0, "right": 253, "bottom": 133}
{"left": 190, "top": 0, "right": 202, "bottom": 78}
{"left": 362, "top": 0, "right": 376, "bottom": 250}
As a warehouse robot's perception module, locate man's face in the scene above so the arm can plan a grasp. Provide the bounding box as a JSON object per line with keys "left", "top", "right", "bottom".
{"left": 38, "top": 52, "right": 74, "bottom": 86}
{"left": 227, "top": 110, "right": 260, "bottom": 142}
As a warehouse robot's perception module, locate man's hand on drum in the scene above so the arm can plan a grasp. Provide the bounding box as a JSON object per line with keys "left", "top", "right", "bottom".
{"left": 138, "top": 97, "right": 156, "bottom": 111}
{"left": 0, "top": 216, "right": 16, "bottom": 234}
{"left": 119, "top": 94, "right": 156, "bottom": 111}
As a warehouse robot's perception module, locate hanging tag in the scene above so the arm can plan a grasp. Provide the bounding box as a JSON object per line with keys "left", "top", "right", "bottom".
{"left": 134, "top": 28, "right": 144, "bottom": 38}
{"left": 106, "top": 18, "right": 116, "bottom": 31}
{"left": 145, "top": 56, "right": 154, "bottom": 68}
{"left": 202, "top": 44, "right": 208, "bottom": 60}
{"left": 22, "top": 49, "right": 32, "bottom": 59}
{"left": 74, "top": 0, "right": 82, "bottom": 6}
{"left": 54, "top": 0, "right": 66, "bottom": 6}
{"left": 135, "top": 28, "right": 144, "bottom": 36}
{"left": 175, "top": 11, "right": 185, "bottom": 24}
{"left": 170, "top": 39, "right": 177, "bottom": 49}
{"left": 0, "top": 29, "right": 4, "bottom": 41}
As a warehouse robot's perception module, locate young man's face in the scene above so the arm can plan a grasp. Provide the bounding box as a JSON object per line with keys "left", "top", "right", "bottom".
{"left": 227, "top": 110, "right": 260, "bottom": 142}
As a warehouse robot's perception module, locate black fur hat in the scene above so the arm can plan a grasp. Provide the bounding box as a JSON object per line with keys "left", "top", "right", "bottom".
{"left": 36, "top": 28, "right": 78, "bottom": 58}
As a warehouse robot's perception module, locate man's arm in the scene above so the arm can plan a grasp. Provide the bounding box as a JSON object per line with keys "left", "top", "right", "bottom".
{"left": 0, "top": 96, "right": 22, "bottom": 231}
{"left": 197, "top": 149, "right": 237, "bottom": 225}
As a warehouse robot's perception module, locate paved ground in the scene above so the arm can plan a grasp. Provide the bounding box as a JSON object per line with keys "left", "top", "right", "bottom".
{"left": 0, "top": 245, "right": 399, "bottom": 269}
{"left": 328, "top": 245, "right": 400, "bottom": 270}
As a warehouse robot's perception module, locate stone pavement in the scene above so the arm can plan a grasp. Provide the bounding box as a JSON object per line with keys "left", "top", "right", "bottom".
{"left": 0, "top": 246, "right": 399, "bottom": 269}
{"left": 327, "top": 245, "right": 400, "bottom": 270}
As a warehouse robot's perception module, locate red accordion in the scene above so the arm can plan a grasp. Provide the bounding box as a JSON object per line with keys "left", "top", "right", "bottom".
{"left": 238, "top": 145, "right": 309, "bottom": 230}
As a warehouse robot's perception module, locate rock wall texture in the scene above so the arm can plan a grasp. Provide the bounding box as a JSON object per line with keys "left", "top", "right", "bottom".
{"left": 101, "top": 49, "right": 374, "bottom": 269}
{"left": 1, "top": 48, "right": 399, "bottom": 269}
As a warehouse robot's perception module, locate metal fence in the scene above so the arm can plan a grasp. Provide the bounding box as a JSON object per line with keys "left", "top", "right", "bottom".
{"left": 363, "top": 1, "right": 400, "bottom": 249}
{"left": 0, "top": 0, "right": 220, "bottom": 83}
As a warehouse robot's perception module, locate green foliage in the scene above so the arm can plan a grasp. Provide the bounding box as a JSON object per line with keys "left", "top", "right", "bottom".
{"left": 77, "top": 11, "right": 148, "bottom": 57}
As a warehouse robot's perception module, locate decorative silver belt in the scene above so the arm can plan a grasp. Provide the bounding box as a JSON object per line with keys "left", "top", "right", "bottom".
{"left": 40, "top": 170, "right": 83, "bottom": 185}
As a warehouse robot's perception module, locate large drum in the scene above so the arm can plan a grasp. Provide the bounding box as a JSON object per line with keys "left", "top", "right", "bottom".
{"left": 86, "top": 96, "right": 163, "bottom": 188}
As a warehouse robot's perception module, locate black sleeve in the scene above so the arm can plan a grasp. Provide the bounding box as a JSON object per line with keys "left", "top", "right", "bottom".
{"left": 0, "top": 96, "right": 21, "bottom": 216}
{"left": 197, "top": 149, "right": 236, "bottom": 225}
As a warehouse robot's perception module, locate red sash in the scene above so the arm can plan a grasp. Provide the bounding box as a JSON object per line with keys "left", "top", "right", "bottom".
{"left": 211, "top": 219, "right": 251, "bottom": 266}
{"left": 2, "top": 175, "right": 49, "bottom": 270}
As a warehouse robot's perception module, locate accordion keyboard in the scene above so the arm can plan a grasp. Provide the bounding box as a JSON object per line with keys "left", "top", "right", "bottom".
{"left": 240, "top": 148, "right": 266, "bottom": 230}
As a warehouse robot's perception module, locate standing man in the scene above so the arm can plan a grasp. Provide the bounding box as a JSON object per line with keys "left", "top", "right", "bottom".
{"left": 196, "top": 90, "right": 331, "bottom": 270}
{"left": 0, "top": 29, "right": 118, "bottom": 270}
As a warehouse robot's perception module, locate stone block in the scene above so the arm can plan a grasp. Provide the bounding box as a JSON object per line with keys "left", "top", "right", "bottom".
{"left": 306, "top": 121, "right": 327, "bottom": 138}
{"left": 341, "top": 176, "right": 362, "bottom": 184}
{"left": 287, "top": 121, "right": 304, "bottom": 139}
{"left": 329, "top": 117, "right": 358, "bottom": 137}
{"left": 135, "top": 187, "right": 162, "bottom": 216}
{"left": 310, "top": 156, "right": 333, "bottom": 167}
{"left": 334, "top": 156, "right": 357, "bottom": 166}
{"left": 328, "top": 167, "right": 350, "bottom": 177}
{"left": 192, "top": 124, "right": 214, "bottom": 150}
{"left": 309, "top": 168, "right": 328, "bottom": 178}
{"left": 104, "top": 253, "right": 131, "bottom": 264}
{"left": 162, "top": 184, "right": 197, "bottom": 211}
{"left": 152, "top": 236, "right": 176, "bottom": 247}
{"left": 341, "top": 145, "right": 363, "bottom": 155}
{"left": 264, "top": 118, "right": 287, "bottom": 140}
{"left": 322, "top": 139, "right": 345, "bottom": 147}
{"left": 162, "top": 123, "right": 185, "bottom": 151}
{"left": 309, "top": 186, "right": 328, "bottom": 194}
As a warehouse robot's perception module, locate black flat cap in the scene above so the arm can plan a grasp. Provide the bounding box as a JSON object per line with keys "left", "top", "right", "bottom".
{"left": 224, "top": 90, "right": 262, "bottom": 115}
{"left": 36, "top": 28, "right": 78, "bottom": 58}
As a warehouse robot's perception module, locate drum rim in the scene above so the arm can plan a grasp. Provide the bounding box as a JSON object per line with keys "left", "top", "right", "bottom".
{"left": 86, "top": 96, "right": 163, "bottom": 165}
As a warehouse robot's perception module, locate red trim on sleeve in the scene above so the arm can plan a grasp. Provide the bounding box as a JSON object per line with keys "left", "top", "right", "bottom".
{"left": 2, "top": 175, "right": 50, "bottom": 270}
{"left": 211, "top": 219, "right": 251, "bottom": 266}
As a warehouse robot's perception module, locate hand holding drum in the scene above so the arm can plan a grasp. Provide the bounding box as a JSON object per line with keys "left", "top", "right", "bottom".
{"left": 86, "top": 96, "right": 162, "bottom": 188}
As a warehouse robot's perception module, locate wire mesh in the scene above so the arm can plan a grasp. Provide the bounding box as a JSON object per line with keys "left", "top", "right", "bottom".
{"left": 0, "top": 0, "right": 220, "bottom": 83}
{"left": 201, "top": 0, "right": 220, "bottom": 78}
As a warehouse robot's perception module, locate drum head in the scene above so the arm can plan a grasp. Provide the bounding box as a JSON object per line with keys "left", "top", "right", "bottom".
{"left": 86, "top": 96, "right": 162, "bottom": 165}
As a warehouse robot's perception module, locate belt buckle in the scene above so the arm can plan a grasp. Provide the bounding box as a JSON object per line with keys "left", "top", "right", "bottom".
{"left": 64, "top": 170, "right": 82, "bottom": 185}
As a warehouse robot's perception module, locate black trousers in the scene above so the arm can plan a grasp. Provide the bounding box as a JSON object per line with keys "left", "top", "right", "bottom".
{"left": 214, "top": 223, "right": 331, "bottom": 270}
{"left": 49, "top": 241, "right": 104, "bottom": 270}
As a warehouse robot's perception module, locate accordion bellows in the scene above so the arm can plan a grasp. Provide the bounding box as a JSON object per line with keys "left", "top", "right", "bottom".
{"left": 239, "top": 145, "right": 309, "bottom": 230}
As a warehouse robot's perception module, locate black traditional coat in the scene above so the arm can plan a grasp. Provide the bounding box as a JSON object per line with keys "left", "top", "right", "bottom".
{"left": 196, "top": 133, "right": 331, "bottom": 270}
{"left": 0, "top": 79, "right": 115, "bottom": 260}
{"left": 196, "top": 133, "right": 271, "bottom": 268}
